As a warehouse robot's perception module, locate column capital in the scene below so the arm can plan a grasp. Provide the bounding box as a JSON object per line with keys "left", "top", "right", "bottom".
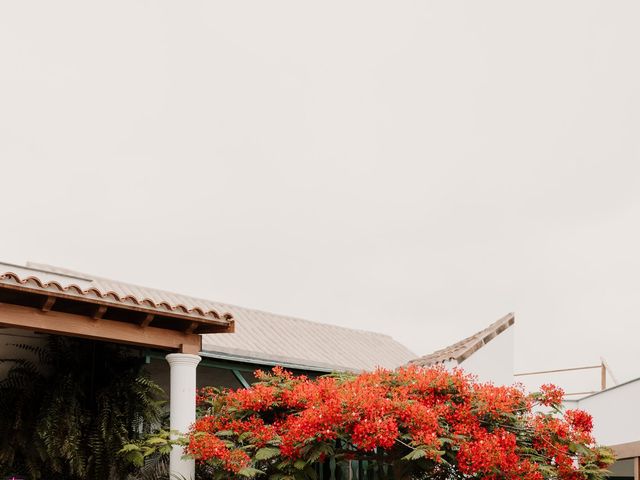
{"left": 165, "top": 353, "right": 201, "bottom": 367}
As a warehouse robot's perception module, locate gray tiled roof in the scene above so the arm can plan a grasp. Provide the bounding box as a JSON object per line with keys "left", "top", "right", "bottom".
{"left": 27, "top": 262, "right": 416, "bottom": 372}
{"left": 408, "top": 313, "right": 515, "bottom": 367}
{"left": 199, "top": 306, "right": 416, "bottom": 372}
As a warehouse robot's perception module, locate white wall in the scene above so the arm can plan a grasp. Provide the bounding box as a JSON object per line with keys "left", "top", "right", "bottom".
{"left": 458, "top": 326, "right": 514, "bottom": 386}
{"left": 575, "top": 377, "right": 640, "bottom": 447}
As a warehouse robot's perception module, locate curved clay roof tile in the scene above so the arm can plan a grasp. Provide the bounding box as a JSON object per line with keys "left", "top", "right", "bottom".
{"left": 0, "top": 270, "right": 233, "bottom": 323}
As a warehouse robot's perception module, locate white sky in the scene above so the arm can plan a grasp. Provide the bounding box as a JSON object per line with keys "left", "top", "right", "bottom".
{"left": 1, "top": 1, "right": 639, "bottom": 392}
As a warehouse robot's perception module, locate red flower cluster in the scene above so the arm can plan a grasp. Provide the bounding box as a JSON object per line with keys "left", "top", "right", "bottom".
{"left": 188, "top": 432, "right": 250, "bottom": 472}
{"left": 565, "top": 409, "right": 594, "bottom": 439}
{"left": 539, "top": 383, "right": 565, "bottom": 406}
{"left": 187, "top": 366, "right": 613, "bottom": 479}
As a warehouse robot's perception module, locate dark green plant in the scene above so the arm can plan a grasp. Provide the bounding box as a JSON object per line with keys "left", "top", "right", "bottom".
{"left": 0, "top": 335, "right": 165, "bottom": 480}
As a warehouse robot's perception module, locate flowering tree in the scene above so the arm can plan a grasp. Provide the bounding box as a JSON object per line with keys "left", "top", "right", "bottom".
{"left": 185, "top": 366, "right": 614, "bottom": 480}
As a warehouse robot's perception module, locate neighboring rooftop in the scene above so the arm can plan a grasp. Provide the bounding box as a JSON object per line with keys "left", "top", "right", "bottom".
{"left": 24, "top": 262, "right": 416, "bottom": 372}
{"left": 408, "top": 312, "right": 515, "bottom": 367}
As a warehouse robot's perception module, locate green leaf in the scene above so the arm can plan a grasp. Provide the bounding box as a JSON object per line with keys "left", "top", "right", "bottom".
{"left": 146, "top": 436, "right": 169, "bottom": 445}
{"left": 158, "top": 444, "right": 173, "bottom": 455}
{"left": 402, "top": 448, "right": 427, "bottom": 461}
{"left": 129, "top": 450, "right": 145, "bottom": 467}
{"left": 118, "top": 443, "right": 141, "bottom": 452}
{"left": 238, "top": 466, "right": 266, "bottom": 477}
{"left": 255, "top": 446, "right": 281, "bottom": 461}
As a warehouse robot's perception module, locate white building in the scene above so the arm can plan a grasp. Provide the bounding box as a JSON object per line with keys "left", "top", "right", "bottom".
{"left": 566, "top": 379, "right": 640, "bottom": 480}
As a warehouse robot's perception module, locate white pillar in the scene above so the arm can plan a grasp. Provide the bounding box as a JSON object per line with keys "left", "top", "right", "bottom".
{"left": 166, "top": 353, "right": 201, "bottom": 480}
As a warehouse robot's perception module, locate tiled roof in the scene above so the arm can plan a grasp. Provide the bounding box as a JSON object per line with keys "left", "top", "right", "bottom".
{"left": 26, "top": 262, "right": 416, "bottom": 372}
{"left": 200, "top": 307, "right": 416, "bottom": 372}
{"left": 0, "top": 262, "right": 233, "bottom": 326}
{"left": 408, "top": 313, "right": 515, "bottom": 367}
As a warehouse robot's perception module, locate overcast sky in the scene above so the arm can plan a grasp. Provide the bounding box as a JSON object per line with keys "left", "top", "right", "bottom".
{"left": 1, "top": 1, "right": 639, "bottom": 392}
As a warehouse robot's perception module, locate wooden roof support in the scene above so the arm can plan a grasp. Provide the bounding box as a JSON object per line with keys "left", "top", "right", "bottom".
{"left": 140, "top": 313, "right": 154, "bottom": 328}
{"left": 185, "top": 321, "right": 199, "bottom": 334}
{"left": 42, "top": 296, "right": 56, "bottom": 312}
{"left": 0, "top": 301, "right": 201, "bottom": 355}
{"left": 93, "top": 305, "right": 108, "bottom": 321}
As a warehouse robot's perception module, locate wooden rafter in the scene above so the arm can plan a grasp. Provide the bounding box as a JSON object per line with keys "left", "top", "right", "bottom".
{"left": 42, "top": 296, "right": 56, "bottom": 312}
{"left": 93, "top": 305, "right": 108, "bottom": 321}
{"left": 185, "top": 321, "right": 199, "bottom": 334}
{"left": 140, "top": 313, "right": 154, "bottom": 328}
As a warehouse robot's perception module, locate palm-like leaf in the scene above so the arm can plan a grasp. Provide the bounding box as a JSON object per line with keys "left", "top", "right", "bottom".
{"left": 0, "top": 336, "right": 165, "bottom": 480}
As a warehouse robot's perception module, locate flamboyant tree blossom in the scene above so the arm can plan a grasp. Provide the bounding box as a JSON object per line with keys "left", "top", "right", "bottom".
{"left": 186, "top": 366, "right": 614, "bottom": 480}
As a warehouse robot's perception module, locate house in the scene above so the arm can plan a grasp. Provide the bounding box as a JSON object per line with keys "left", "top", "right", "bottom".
{"left": 0, "top": 260, "right": 520, "bottom": 477}
{"left": 20, "top": 262, "right": 416, "bottom": 382}
{"left": 0, "top": 261, "right": 415, "bottom": 478}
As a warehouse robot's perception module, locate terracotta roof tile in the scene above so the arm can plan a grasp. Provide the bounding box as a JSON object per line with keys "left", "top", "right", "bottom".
{"left": 408, "top": 313, "right": 515, "bottom": 367}
{"left": 0, "top": 262, "right": 233, "bottom": 325}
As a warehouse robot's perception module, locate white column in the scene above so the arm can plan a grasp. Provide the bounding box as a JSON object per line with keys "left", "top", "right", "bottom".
{"left": 166, "top": 353, "right": 201, "bottom": 480}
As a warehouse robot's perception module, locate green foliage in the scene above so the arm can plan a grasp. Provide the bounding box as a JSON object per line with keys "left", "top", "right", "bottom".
{"left": 0, "top": 336, "right": 165, "bottom": 480}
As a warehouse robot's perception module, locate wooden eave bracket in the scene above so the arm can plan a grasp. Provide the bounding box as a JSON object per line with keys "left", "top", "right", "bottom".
{"left": 93, "top": 305, "right": 108, "bottom": 321}
{"left": 184, "top": 321, "right": 199, "bottom": 334}
{"left": 42, "top": 296, "right": 56, "bottom": 312}
{"left": 140, "top": 313, "right": 154, "bottom": 328}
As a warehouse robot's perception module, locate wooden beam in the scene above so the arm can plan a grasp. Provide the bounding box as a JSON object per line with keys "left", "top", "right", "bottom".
{"left": 93, "top": 305, "right": 108, "bottom": 321}
{"left": 140, "top": 313, "right": 154, "bottom": 328}
{"left": 42, "top": 296, "right": 56, "bottom": 312}
{"left": 515, "top": 365, "right": 602, "bottom": 377}
{"left": 0, "top": 301, "right": 201, "bottom": 353}
{"left": 180, "top": 341, "right": 201, "bottom": 355}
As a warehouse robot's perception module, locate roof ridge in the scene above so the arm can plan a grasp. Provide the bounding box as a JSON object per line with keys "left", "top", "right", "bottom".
{"left": 28, "top": 261, "right": 233, "bottom": 306}
{"left": 5, "top": 261, "right": 92, "bottom": 282}
{"left": 408, "top": 313, "right": 515, "bottom": 367}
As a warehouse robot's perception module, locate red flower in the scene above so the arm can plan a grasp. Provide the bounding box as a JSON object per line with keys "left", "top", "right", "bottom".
{"left": 538, "top": 384, "right": 565, "bottom": 406}
{"left": 188, "top": 366, "right": 612, "bottom": 479}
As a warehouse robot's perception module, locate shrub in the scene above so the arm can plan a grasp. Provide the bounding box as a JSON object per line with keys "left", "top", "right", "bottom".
{"left": 185, "top": 366, "right": 614, "bottom": 480}
{"left": 0, "top": 336, "right": 165, "bottom": 480}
